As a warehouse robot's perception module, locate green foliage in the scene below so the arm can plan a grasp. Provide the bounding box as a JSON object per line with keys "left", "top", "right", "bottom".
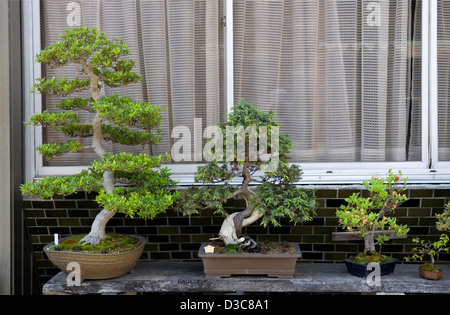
{"left": 92, "top": 93, "right": 163, "bottom": 130}
{"left": 27, "top": 110, "right": 80, "bottom": 127}
{"left": 34, "top": 27, "right": 140, "bottom": 88}
{"left": 176, "top": 185, "right": 236, "bottom": 217}
{"left": 404, "top": 234, "right": 450, "bottom": 266}
{"left": 176, "top": 99, "right": 316, "bottom": 230}
{"left": 336, "top": 170, "right": 409, "bottom": 254}
{"left": 37, "top": 140, "right": 84, "bottom": 160}
{"left": 31, "top": 76, "right": 91, "bottom": 97}
{"left": 22, "top": 27, "right": 177, "bottom": 230}
{"left": 91, "top": 152, "right": 167, "bottom": 173}
{"left": 251, "top": 183, "right": 316, "bottom": 228}
{"left": 194, "top": 162, "right": 234, "bottom": 184}
{"left": 436, "top": 202, "right": 450, "bottom": 232}
{"left": 21, "top": 169, "right": 103, "bottom": 199}
{"left": 57, "top": 97, "right": 94, "bottom": 112}
{"left": 95, "top": 187, "right": 178, "bottom": 220}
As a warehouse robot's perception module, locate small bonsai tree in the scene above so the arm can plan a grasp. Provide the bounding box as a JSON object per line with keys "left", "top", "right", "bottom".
{"left": 336, "top": 170, "right": 409, "bottom": 259}
{"left": 21, "top": 27, "right": 178, "bottom": 245}
{"left": 404, "top": 202, "right": 450, "bottom": 272}
{"left": 176, "top": 99, "right": 316, "bottom": 248}
{"left": 404, "top": 234, "right": 449, "bottom": 272}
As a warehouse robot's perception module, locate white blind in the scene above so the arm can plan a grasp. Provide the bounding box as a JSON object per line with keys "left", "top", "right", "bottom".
{"left": 233, "top": 0, "right": 421, "bottom": 163}
{"left": 438, "top": 0, "right": 450, "bottom": 161}
{"left": 39, "top": 0, "right": 421, "bottom": 166}
{"left": 40, "top": 0, "right": 224, "bottom": 166}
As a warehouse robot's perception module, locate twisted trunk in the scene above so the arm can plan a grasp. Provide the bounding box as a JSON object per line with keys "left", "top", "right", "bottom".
{"left": 80, "top": 61, "right": 116, "bottom": 245}
{"left": 218, "top": 208, "right": 263, "bottom": 245}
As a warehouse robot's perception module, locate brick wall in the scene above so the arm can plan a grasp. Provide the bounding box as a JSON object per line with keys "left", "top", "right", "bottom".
{"left": 25, "top": 187, "right": 450, "bottom": 286}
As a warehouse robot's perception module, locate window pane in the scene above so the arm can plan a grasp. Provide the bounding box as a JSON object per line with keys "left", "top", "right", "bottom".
{"left": 438, "top": 0, "right": 450, "bottom": 161}
{"left": 39, "top": 0, "right": 224, "bottom": 166}
{"left": 233, "top": 0, "right": 422, "bottom": 163}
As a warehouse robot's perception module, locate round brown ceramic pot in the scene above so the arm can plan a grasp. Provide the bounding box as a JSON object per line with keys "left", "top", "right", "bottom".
{"left": 44, "top": 235, "right": 146, "bottom": 281}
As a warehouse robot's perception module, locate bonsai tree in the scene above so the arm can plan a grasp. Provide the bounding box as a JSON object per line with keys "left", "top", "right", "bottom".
{"left": 21, "top": 27, "right": 178, "bottom": 246}
{"left": 404, "top": 203, "right": 450, "bottom": 274}
{"left": 176, "top": 99, "right": 316, "bottom": 249}
{"left": 336, "top": 170, "right": 409, "bottom": 260}
{"left": 404, "top": 234, "right": 449, "bottom": 273}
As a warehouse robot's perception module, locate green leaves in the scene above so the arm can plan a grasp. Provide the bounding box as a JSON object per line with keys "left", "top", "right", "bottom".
{"left": 336, "top": 170, "right": 409, "bottom": 253}
{"left": 174, "top": 99, "right": 316, "bottom": 230}
{"left": 24, "top": 26, "right": 176, "bottom": 227}
{"left": 405, "top": 234, "right": 450, "bottom": 265}
{"left": 20, "top": 169, "right": 102, "bottom": 200}
{"left": 436, "top": 202, "right": 450, "bottom": 232}
{"left": 251, "top": 183, "right": 316, "bottom": 228}
{"left": 92, "top": 93, "right": 163, "bottom": 130}
{"left": 175, "top": 185, "right": 236, "bottom": 217}
{"left": 95, "top": 187, "right": 178, "bottom": 220}
{"left": 91, "top": 152, "right": 167, "bottom": 173}
{"left": 27, "top": 110, "right": 80, "bottom": 127}
{"left": 37, "top": 140, "right": 84, "bottom": 160}
{"left": 31, "top": 77, "right": 90, "bottom": 97}
{"left": 194, "top": 162, "right": 234, "bottom": 184}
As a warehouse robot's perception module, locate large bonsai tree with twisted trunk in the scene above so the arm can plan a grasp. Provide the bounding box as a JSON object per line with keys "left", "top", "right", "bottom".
{"left": 176, "top": 99, "right": 316, "bottom": 248}
{"left": 21, "top": 27, "right": 178, "bottom": 245}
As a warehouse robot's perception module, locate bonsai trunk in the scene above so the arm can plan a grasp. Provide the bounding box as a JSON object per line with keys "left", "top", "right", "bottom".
{"left": 80, "top": 66, "right": 116, "bottom": 246}
{"left": 218, "top": 206, "right": 263, "bottom": 245}
{"left": 81, "top": 171, "right": 116, "bottom": 245}
{"left": 363, "top": 234, "right": 376, "bottom": 255}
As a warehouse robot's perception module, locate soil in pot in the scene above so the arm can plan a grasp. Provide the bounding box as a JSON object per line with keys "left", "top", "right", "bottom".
{"left": 49, "top": 233, "right": 142, "bottom": 254}
{"left": 344, "top": 252, "right": 398, "bottom": 277}
{"left": 209, "top": 240, "right": 296, "bottom": 255}
{"left": 419, "top": 263, "right": 443, "bottom": 280}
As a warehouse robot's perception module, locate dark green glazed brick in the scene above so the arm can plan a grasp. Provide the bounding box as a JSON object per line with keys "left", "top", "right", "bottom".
{"left": 422, "top": 198, "right": 445, "bottom": 207}
{"left": 409, "top": 189, "right": 433, "bottom": 197}
{"left": 338, "top": 189, "right": 361, "bottom": 198}
{"left": 315, "top": 190, "right": 337, "bottom": 198}
{"left": 434, "top": 189, "right": 450, "bottom": 197}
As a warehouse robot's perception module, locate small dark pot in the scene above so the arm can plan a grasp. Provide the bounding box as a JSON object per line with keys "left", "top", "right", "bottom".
{"left": 343, "top": 258, "right": 398, "bottom": 277}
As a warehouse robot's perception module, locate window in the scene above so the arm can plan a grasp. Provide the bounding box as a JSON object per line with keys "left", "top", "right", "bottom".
{"left": 438, "top": 0, "right": 450, "bottom": 162}
{"left": 23, "top": 0, "right": 450, "bottom": 183}
{"left": 38, "top": 0, "right": 225, "bottom": 167}
{"left": 232, "top": 1, "right": 421, "bottom": 163}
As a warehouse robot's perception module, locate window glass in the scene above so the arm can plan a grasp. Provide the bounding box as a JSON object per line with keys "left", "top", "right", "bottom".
{"left": 40, "top": 0, "right": 224, "bottom": 166}
{"left": 438, "top": 0, "right": 450, "bottom": 161}
{"left": 233, "top": 0, "right": 422, "bottom": 163}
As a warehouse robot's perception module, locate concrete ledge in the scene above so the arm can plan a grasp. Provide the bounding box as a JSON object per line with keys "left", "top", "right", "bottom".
{"left": 43, "top": 262, "right": 450, "bottom": 295}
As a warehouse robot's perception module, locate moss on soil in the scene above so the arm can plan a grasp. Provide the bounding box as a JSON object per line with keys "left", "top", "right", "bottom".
{"left": 353, "top": 252, "right": 393, "bottom": 264}
{"left": 419, "top": 263, "right": 441, "bottom": 273}
{"left": 49, "top": 234, "right": 142, "bottom": 254}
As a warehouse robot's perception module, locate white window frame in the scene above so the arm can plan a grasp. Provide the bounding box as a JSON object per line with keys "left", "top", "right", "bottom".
{"left": 22, "top": 0, "right": 450, "bottom": 185}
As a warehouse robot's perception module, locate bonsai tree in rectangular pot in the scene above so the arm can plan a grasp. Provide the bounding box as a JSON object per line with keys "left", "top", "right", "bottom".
{"left": 21, "top": 27, "right": 179, "bottom": 280}
{"left": 175, "top": 99, "right": 316, "bottom": 278}
{"left": 335, "top": 170, "right": 409, "bottom": 277}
